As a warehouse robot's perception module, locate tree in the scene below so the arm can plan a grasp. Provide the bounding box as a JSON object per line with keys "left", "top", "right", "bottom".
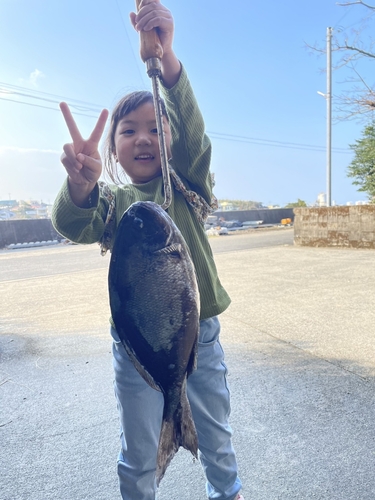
{"left": 347, "top": 122, "right": 375, "bottom": 200}
{"left": 218, "top": 199, "right": 264, "bottom": 210}
{"left": 285, "top": 199, "right": 307, "bottom": 208}
{"left": 309, "top": 1, "right": 375, "bottom": 120}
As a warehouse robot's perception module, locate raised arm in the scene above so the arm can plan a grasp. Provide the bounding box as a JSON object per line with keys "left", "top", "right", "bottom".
{"left": 130, "top": 0, "right": 181, "bottom": 88}
{"left": 131, "top": 1, "right": 212, "bottom": 203}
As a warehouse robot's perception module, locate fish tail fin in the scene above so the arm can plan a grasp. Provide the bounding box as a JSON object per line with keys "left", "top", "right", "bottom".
{"left": 156, "top": 385, "right": 198, "bottom": 485}
{"left": 156, "top": 418, "right": 179, "bottom": 485}
{"left": 179, "top": 387, "right": 198, "bottom": 457}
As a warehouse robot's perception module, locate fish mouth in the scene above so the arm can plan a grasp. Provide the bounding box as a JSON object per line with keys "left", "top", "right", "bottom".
{"left": 128, "top": 201, "right": 175, "bottom": 249}
{"left": 153, "top": 243, "right": 182, "bottom": 256}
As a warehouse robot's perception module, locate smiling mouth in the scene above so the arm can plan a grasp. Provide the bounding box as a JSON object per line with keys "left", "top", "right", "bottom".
{"left": 135, "top": 154, "right": 155, "bottom": 160}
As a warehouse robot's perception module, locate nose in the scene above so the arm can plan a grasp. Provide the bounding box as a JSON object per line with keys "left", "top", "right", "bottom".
{"left": 135, "top": 132, "right": 152, "bottom": 145}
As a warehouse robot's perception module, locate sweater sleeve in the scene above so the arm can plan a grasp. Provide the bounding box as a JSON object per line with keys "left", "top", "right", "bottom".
{"left": 160, "top": 65, "right": 213, "bottom": 205}
{"left": 51, "top": 178, "right": 109, "bottom": 244}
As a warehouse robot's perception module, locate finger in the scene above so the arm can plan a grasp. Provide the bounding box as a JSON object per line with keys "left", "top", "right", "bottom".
{"left": 134, "top": 1, "right": 163, "bottom": 26}
{"left": 88, "top": 108, "right": 109, "bottom": 144}
{"left": 76, "top": 153, "right": 102, "bottom": 173}
{"left": 135, "top": 7, "right": 171, "bottom": 32}
{"left": 60, "top": 102, "right": 84, "bottom": 146}
{"left": 136, "top": 0, "right": 159, "bottom": 12}
{"left": 63, "top": 142, "right": 79, "bottom": 161}
{"left": 61, "top": 152, "right": 83, "bottom": 176}
{"left": 141, "top": 13, "right": 171, "bottom": 32}
{"left": 129, "top": 11, "right": 137, "bottom": 29}
{"left": 62, "top": 143, "right": 83, "bottom": 170}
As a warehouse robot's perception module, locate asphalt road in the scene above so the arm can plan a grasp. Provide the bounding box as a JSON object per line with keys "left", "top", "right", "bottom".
{"left": 1, "top": 228, "right": 374, "bottom": 500}
{"left": 209, "top": 226, "right": 293, "bottom": 253}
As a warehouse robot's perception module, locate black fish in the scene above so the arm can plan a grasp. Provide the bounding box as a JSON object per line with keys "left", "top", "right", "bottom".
{"left": 108, "top": 201, "right": 200, "bottom": 484}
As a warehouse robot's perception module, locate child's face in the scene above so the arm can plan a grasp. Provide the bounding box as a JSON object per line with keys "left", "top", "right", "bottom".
{"left": 113, "top": 101, "right": 171, "bottom": 184}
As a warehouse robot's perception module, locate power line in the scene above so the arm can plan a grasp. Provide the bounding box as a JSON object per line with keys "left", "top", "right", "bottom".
{"left": 0, "top": 81, "right": 104, "bottom": 118}
{"left": 333, "top": 4, "right": 355, "bottom": 30}
{"left": 207, "top": 131, "right": 352, "bottom": 154}
{"left": 0, "top": 97, "right": 98, "bottom": 118}
{"left": 0, "top": 81, "right": 105, "bottom": 111}
{"left": 0, "top": 82, "right": 352, "bottom": 153}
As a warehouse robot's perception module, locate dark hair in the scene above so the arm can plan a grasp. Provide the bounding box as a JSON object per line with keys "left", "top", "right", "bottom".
{"left": 103, "top": 91, "right": 168, "bottom": 184}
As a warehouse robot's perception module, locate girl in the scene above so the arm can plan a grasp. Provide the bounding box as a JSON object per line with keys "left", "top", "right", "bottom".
{"left": 52, "top": 2, "right": 243, "bottom": 499}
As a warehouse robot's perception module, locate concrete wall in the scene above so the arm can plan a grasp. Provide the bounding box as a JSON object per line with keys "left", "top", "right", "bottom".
{"left": 214, "top": 208, "right": 294, "bottom": 224}
{"left": 0, "top": 208, "right": 296, "bottom": 249}
{"left": 0, "top": 219, "right": 63, "bottom": 249}
{"left": 294, "top": 205, "right": 375, "bottom": 249}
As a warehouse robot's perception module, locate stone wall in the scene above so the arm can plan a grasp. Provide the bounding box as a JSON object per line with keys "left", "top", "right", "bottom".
{"left": 294, "top": 205, "right": 375, "bottom": 249}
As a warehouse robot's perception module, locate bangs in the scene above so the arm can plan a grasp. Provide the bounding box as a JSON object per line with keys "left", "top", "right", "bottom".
{"left": 112, "top": 91, "right": 154, "bottom": 124}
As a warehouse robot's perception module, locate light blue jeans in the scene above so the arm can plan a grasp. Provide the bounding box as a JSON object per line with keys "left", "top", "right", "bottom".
{"left": 111, "top": 316, "right": 242, "bottom": 500}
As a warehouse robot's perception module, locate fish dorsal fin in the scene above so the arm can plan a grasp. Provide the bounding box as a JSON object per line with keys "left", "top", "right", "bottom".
{"left": 154, "top": 243, "right": 182, "bottom": 256}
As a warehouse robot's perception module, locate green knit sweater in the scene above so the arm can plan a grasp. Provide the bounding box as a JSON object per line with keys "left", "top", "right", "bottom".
{"left": 52, "top": 66, "right": 231, "bottom": 320}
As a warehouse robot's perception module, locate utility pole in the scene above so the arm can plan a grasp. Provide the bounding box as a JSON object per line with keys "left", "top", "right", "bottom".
{"left": 326, "top": 27, "right": 333, "bottom": 207}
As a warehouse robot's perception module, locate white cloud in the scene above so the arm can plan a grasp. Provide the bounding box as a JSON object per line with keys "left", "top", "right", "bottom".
{"left": 29, "top": 69, "right": 45, "bottom": 87}
{"left": 18, "top": 68, "right": 46, "bottom": 88}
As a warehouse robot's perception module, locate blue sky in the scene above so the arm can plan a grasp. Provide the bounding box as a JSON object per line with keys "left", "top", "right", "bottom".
{"left": 0, "top": 0, "right": 374, "bottom": 206}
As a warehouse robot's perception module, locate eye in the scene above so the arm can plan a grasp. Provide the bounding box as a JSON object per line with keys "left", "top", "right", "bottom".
{"left": 121, "top": 129, "right": 134, "bottom": 135}
{"left": 151, "top": 128, "right": 158, "bottom": 134}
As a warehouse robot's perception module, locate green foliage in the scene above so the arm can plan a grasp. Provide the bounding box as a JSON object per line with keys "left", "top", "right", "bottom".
{"left": 285, "top": 199, "right": 307, "bottom": 208}
{"left": 347, "top": 123, "right": 375, "bottom": 202}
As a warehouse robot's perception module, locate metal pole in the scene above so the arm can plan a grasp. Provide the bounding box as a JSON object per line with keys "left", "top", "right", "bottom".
{"left": 326, "top": 27, "right": 332, "bottom": 207}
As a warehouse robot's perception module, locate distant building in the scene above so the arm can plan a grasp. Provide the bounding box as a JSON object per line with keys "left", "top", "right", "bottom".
{"left": 0, "top": 199, "right": 18, "bottom": 208}
{"left": 316, "top": 192, "right": 326, "bottom": 207}
{"left": 25, "top": 210, "right": 38, "bottom": 218}
{"left": 36, "top": 206, "right": 49, "bottom": 218}
{"left": 218, "top": 201, "right": 236, "bottom": 211}
{"left": 0, "top": 210, "right": 15, "bottom": 220}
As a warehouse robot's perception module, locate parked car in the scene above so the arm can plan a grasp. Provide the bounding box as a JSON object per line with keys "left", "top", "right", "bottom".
{"left": 218, "top": 220, "right": 243, "bottom": 228}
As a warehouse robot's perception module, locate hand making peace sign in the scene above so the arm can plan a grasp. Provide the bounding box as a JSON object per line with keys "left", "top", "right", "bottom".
{"left": 59, "top": 103, "right": 109, "bottom": 203}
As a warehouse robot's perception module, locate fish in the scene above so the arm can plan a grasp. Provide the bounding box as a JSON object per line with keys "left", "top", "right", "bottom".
{"left": 108, "top": 200, "right": 200, "bottom": 484}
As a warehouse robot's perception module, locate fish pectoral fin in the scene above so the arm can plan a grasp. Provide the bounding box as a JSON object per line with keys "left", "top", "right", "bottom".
{"left": 135, "top": 361, "right": 162, "bottom": 393}
{"left": 153, "top": 243, "right": 182, "bottom": 257}
{"left": 187, "top": 336, "right": 198, "bottom": 377}
{"left": 121, "top": 340, "right": 162, "bottom": 393}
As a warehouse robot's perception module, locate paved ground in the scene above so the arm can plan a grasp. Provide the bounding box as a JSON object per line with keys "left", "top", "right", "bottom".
{"left": 1, "top": 229, "right": 375, "bottom": 499}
